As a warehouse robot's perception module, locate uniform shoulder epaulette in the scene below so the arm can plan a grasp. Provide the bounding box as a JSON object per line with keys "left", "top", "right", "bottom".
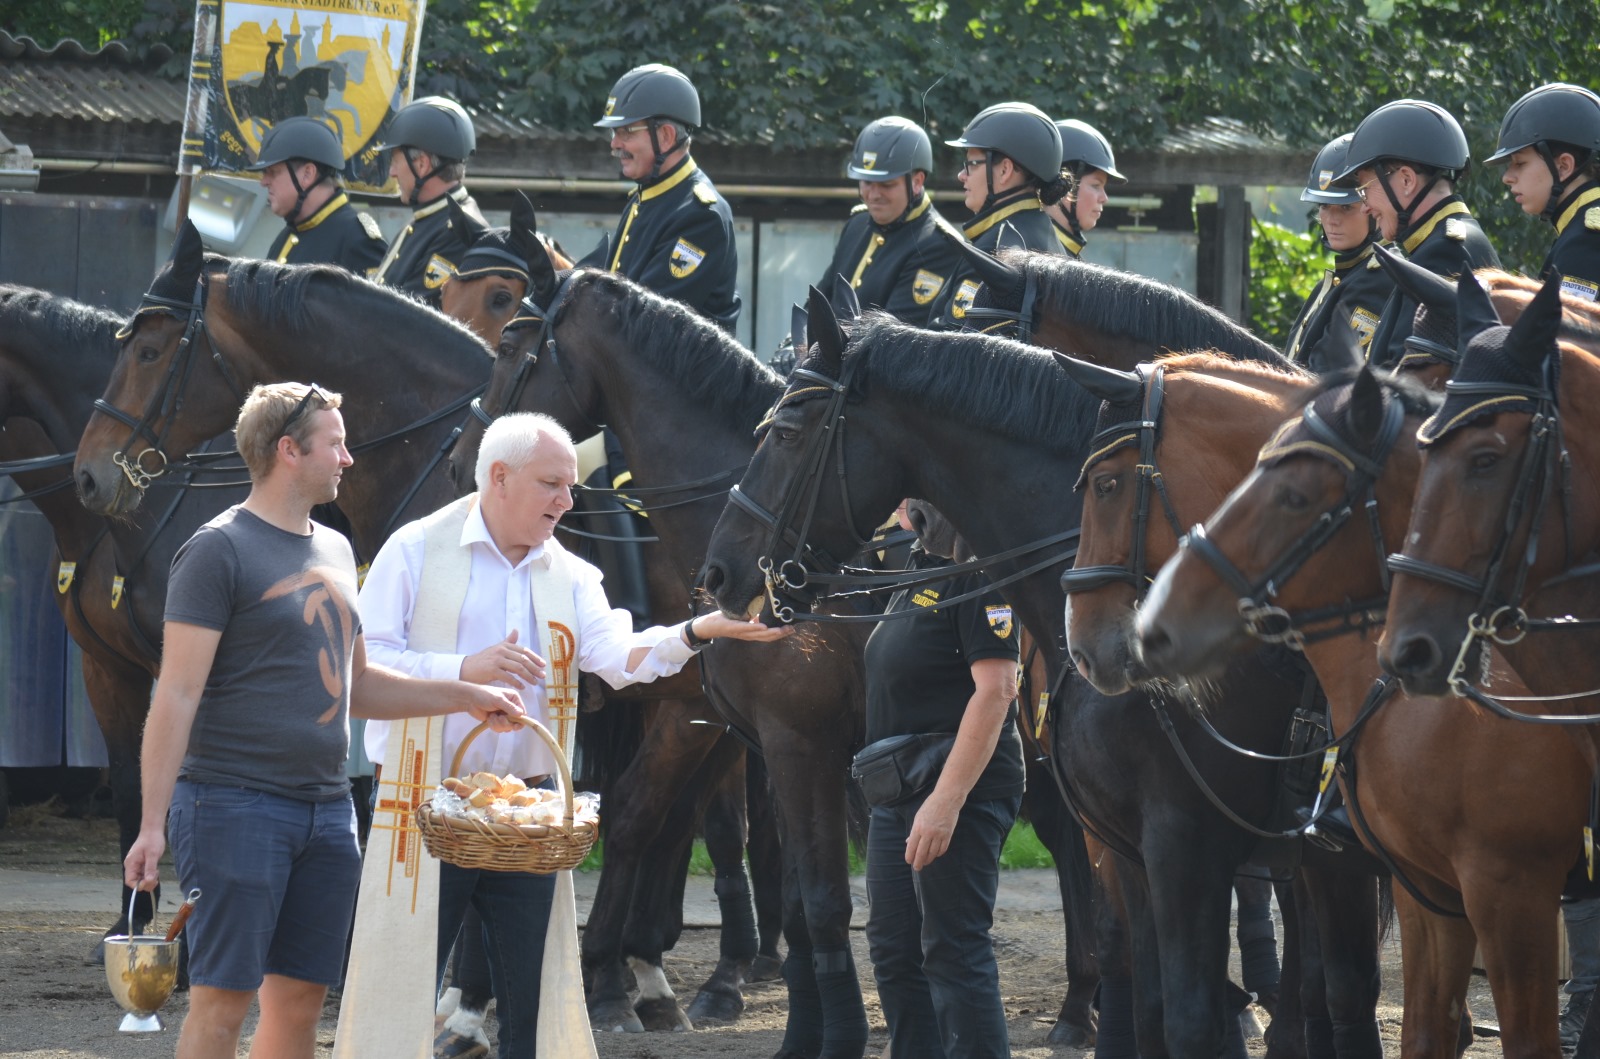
{"left": 1367, "top": 254, "right": 1383, "bottom": 270}
{"left": 693, "top": 182, "right": 719, "bottom": 206}
{"left": 931, "top": 214, "right": 967, "bottom": 244}
{"left": 850, "top": 202, "right": 869, "bottom": 215}
{"left": 1444, "top": 217, "right": 1467, "bottom": 241}
{"left": 357, "top": 211, "right": 384, "bottom": 241}
{"left": 1587, "top": 206, "right": 1600, "bottom": 231}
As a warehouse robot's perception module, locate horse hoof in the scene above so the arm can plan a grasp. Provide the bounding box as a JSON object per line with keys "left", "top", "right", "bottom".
{"left": 588, "top": 998, "right": 644, "bottom": 1033}
{"left": 687, "top": 986, "right": 745, "bottom": 1026}
{"left": 635, "top": 996, "right": 693, "bottom": 1032}
{"left": 747, "top": 953, "right": 784, "bottom": 983}
{"left": 1047, "top": 1020, "right": 1096, "bottom": 1048}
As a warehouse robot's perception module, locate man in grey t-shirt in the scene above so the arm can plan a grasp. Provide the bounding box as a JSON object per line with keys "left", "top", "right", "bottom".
{"left": 124, "top": 382, "right": 524, "bottom": 1059}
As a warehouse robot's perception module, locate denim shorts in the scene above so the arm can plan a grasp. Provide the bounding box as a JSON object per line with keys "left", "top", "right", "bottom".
{"left": 169, "top": 779, "right": 361, "bottom": 990}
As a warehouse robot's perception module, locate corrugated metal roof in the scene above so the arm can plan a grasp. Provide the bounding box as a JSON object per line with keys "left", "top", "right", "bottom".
{"left": 0, "top": 28, "right": 172, "bottom": 65}
{"left": 1156, "top": 116, "right": 1291, "bottom": 156}
{"left": 0, "top": 62, "right": 187, "bottom": 124}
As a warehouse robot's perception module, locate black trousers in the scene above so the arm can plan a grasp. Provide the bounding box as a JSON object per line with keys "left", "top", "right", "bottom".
{"left": 865, "top": 791, "right": 1021, "bottom": 1059}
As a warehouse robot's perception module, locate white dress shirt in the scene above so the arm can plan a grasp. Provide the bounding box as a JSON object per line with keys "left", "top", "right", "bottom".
{"left": 361, "top": 501, "right": 697, "bottom": 778}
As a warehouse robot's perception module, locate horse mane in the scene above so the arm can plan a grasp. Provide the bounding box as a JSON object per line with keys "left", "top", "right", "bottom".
{"left": 850, "top": 314, "right": 1101, "bottom": 455}
{"left": 0, "top": 285, "right": 125, "bottom": 355}
{"left": 1288, "top": 366, "right": 1443, "bottom": 419}
{"left": 218, "top": 258, "right": 491, "bottom": 356}
{"left": 1008, "top": 250, "right": 1290, "bottom": 366}
{"left": 1157, "top": 349, "right": 1309, "bottom": 383}
{"left": 573, "top": 270, "right": 783, "bottom": 425}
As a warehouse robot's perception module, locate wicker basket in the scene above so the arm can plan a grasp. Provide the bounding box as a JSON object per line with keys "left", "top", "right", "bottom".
{"left": 415, "top": 715, "right": 597, "bottom": 874}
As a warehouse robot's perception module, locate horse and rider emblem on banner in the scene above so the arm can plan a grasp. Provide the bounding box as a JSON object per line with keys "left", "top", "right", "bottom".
{"left": 181, "top": 0, "right": 425, "bottom": 194}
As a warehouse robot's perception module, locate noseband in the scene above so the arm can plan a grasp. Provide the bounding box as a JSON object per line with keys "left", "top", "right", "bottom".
{"left": 1385, "top": 360, "right": 1570, "bottom": 693}
{"left": 92, "top": 276, "right": 246, "bottom": 491}
{"left": 1182, "top": 388, "right": 1405, "bottom": 650}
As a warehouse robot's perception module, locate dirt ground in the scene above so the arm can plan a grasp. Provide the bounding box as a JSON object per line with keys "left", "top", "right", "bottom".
{"left": 0, "top": 807, "right": 1507, "bottom": 1058}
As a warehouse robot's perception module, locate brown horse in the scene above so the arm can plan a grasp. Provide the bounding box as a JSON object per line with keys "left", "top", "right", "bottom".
{"left": 0, "top": 285, "right": 254, "bottom": 953}
{"left": 1109, "top": 354, "right": 1587, "bottom": 1059}
{"left": 438, "top": 192, "right": 572, "bottom": 346}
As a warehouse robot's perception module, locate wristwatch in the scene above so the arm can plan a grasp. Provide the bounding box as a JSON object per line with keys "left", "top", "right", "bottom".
{"left": 683, "top": 617, "right": 712, "bottom": 651}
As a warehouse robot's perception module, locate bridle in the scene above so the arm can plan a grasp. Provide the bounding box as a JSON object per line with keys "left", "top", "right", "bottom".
{"left": 1183, "top": 385, "right": 1405, "bottom": 650}
{"left": 1385, "top": 357, "right": 1572, "bottom": 694}
{"left": 961, "top": 263, "right": 1042, "bottom": 344}
{"left": 1059, "top": 364, "right": 1184, "bottom": 598}
{"left": 92, "top": 276, "right": 247, "bottom": 491}
{"left": 468, "top": 270, "right": 589, "bottom": 434}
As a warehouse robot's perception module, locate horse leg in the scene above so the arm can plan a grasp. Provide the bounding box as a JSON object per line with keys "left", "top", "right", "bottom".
{"left": 1300, "top": 862, "right": 1382, "bottom": 1059}
{"left": 1101, "top": 852, "right": 1156, "bottom": 1059}
{"left": 746, "top": 751, "right": 785, "bottom": 982}
{"left": 1235, "top": 874, "right": 1281, "bottom": 1011}
{"left": 1144, "top": 844, "right": 1237, "bottom": 1059}
{"left": 688, "top": 743, "right": 760, "bottom": 1025}
{"left": 582, "top": 706, "right": 719, "bottom": 1033}
{"left": 1263, "top": 877, "right": 1308, "bottom": 1059}
{"left": 1392, "top": 884, "right": 1478, "bottom": 1059}
{"left": 768, "top": 749, "right": 866, "bottom": 1059}
{"left": 1026, "top": 759, "right": 1100, "bottom": 1046}
{"left": 1466, "top": 869, "right": 1564, "bottom": 1059}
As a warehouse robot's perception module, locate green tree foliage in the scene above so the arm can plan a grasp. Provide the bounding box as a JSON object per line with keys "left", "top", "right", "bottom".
{"left": 1249, "top": 218, "right": 1325, "bottom": 350}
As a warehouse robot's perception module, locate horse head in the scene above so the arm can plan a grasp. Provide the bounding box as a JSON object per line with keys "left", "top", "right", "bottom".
{"left": 439, "top": 191, "right": 538, "bottom": 346}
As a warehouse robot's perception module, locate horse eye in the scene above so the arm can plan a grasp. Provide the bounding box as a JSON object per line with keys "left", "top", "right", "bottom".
{"left": 1092, "top": 475, "right": 1117, "bottom": 499}
{"left": 493, "top": 291, "right": 513, "bottom": 309}
{"left": 1276, "top": 484, "right": 1310, "bottom": 512}
{"left": 775, "top": 428, "right": 800, "bottom": 445}
{"left": 1469, "top": 451, "right": 1501, "bottom": 473}
{"left": 137, "top": 344, "right": 162, "bottom": 364}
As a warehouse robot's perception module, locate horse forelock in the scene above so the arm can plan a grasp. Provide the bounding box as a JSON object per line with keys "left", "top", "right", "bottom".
{"left": 1015, "top": 251, "right": 1289, "bottom": 366}
{"left": 218, "top": 258, "right": 491, "bottom": 361}
{"left": 569, "top": 270, "right": 783, "bottom": 426}
{"left": 848, "top": 314, "right": 1099, "bottom": 455}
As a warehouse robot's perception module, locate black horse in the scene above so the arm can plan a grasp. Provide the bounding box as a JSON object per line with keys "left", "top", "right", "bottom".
{"left": 700, "top": 298, "right": 1387, "bottom": 1059}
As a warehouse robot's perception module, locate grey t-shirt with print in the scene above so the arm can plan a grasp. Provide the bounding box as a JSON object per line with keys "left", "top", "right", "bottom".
{"left": 165, "top": 506, "right": 362, "bottom": 801}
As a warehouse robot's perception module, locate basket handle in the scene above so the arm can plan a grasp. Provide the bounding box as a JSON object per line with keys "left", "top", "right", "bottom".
{"left": 450, "top": 715, "right": 576, "bottom": 825}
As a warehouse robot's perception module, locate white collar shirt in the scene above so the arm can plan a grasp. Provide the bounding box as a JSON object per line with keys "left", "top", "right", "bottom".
{"left": 360, "top": 500, "right": 696, "bottom": 779}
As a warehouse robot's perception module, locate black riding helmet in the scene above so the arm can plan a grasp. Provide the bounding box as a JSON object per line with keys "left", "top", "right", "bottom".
{"left": 594, "top": 63, "right": 701, "bottom": 184}
{"left": 848, "top": 117, "right": 934, "bottom": 225}
{"left": 246, "top": 117, "right": 346, "bottom": 222}
{"left": 946, "top": 102, "right": 1065, "bottom": 214}
{"left": 1336, "top": 99, "right": 1470, "bottom": 231}
{"left": 1056, "top": 119, "right": 1126, "bottom": 183}
{"left": 1485, "top": 83, "right": 1600, "bottom": 226}
{"left": 376, "top": 96, "right": 477, "bottom": 206}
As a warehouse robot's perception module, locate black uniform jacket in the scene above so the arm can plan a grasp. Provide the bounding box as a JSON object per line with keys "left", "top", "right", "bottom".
{"left": 1544, "top": 182, "right": 1600, "bottom": 302}
{"left": 266, "top": 193, "right": 388, "bottom": 275}
{"left": 1284, "top": 242, "right": 1394, "bottom": 373}
{"left": 1369, "top": 195, "right": 1500, "bottom": 367}
{"left": 933, "top": 189, "right": 1063, "bottom": 329}
{"left": 1050, "top": 216, "right": 1084, "bottom": 258}
{"left": 581, "top": 155, "right": 742, "bottom": 331}
{"left": 817, "top": 192, "right": 963, "bottom": 327}
{"left": 372, "top": 186, "right": 487, "bottom": 304}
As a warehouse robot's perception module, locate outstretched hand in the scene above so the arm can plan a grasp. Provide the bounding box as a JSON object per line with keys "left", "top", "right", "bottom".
{"left": 462, "top": 629, "right": 546, "bottom": 688}
{"left": 692, "top": 612, "right": 796, "bottom": 644}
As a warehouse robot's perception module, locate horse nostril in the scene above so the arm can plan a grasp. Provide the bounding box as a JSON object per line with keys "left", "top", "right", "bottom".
{"left": 78, "top": 470, "right": 97, "bottom": 498}
{"left": 700, "top": 562, "right": 726, "bottom": 599}
{"left": 1137, "top": 623, "right": 1174, "bottom": 667}
{"left": 1389, "top": 634, "right": 1442, "bottom": 679}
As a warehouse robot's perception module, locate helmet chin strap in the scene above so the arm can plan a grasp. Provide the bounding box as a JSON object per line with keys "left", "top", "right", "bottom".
{"left": 286, "top": 163, "right": 322, "bottom": 225}
{"left": 401, "top": 148, "right": 432, "bottom": 207}
{"left": 644, "top": 120, "right": 677, "bottom": 184}
{"left": 1374, "top": 164, "right": 1443, "bottom": 234}
{"left": 977, "top": 150, "right": 1006, "bottom": 214}
{"left": 1062, "top": 164, "right": 1086, "bottom": 245}
{"left": 1535, "top": 142, "right": 1579, "bottom": 226}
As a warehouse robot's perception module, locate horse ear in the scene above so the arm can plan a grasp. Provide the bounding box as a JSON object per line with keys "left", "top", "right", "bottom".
{"left": 944, "top": 230, "right": 1024, "bottom": 309}
{"left": 1050, "top": 351, "right": 1143, "bottom": 405}
{"left": 170, "top": 219, "right": 205, "bottom": 287}
{"left": 807, "top": 285, "right": 845, "bottom": 373}
{"left": 1504, "top": 270, "right": 1565, "bottom": 370}
{"left": 830, "top": 274, "right": 861, "bottom": 321}
{"left": 1347, "top": 365, "right": 1384, "bottom": 442}
{"left": 526, "top": 217, "right": 559, "bottom": 307}
{"left": 790, "top": 302, "right": 808, "bottom": 351}
{"left": 508, "top": 191, "right": 538, "bottom": 262}
{"left": 1308, "top": 316, "right": 1366, "bottom": 375}
{"left": 1371, "top": 243, "right": 1454, "bottom": 312}
{"left": 1454, "top": 270, "right": 1502, "bottom": 358}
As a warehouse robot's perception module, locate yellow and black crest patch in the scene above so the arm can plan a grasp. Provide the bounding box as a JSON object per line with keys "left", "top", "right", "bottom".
{"left": 861, "top": 150, "right": 879, "bottom": 171}
{"left": 911, "top": 587, "right": 942, "bottom": 608}
{"left": 1444, "top": 217, "right": 1467, "bottom": 241}
{"left": 57, "top": 561, "right": 76, "bottom": 593}
{"left": 693, "top": 182, "right": 719, "bottom": 206}
{"left": 604, "top": 96, "right": 617, "bottom": 117}
{"left": 1350, "top": 306, "right": 1379, "bottom": 347}
{"left": 951, "top": 278, "right": 982, "bottom": 319}
{"left": 111, "top": 575, "right": 125, "bottom": 610}
{"left": 424, "top": 255, "right": 455, "bottom": 289}
{"left": 986, "top": 604, "right": 1014, "bottom": 639}
{"left": 1317, "top": 169, "right": 1334, "bottom": 191}
{"left": 912, "top": 269, "right": 946, "bottom": 306}
{"left": 1587, "top": 206, "right": 1600, "bottom": 231}
{"left": 1561, "top": 275, "right": 1600, "bottom": 303}
{"left": 669, "top": 237, "right": 706, "bottom": 278}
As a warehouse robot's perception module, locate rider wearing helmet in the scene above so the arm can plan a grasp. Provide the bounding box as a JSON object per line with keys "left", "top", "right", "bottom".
{"left": 934, "top": 102, "right": 1072, "bottom": 329}
{"left": 246, "top": 117, "right": 387, "bottom": 274}
{"left": 582, "top": 63, "right": 741, "bottom": 331}
{"left": 815, "top": 117, "right": 962, "bottom": 326}
{"left": 1283, "top": 133, "right": 1393, "bottom": 372}
{"left": 1487, "top": 83, "right": 1600, "bottom": 302}
{"left": 1045, "top": 119, "right": 1126, "bottom": 258}
{"left": 371, "top": 96, "right": 488, "bottom": 303}
{"left": 1337, "top": 99, "right": 1500, "bottom": 367}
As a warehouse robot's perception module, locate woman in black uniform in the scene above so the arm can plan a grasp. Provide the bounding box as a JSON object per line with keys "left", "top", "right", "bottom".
{"left": 855, "top": 501, "right": 1022, "bottom": 1059}
{"left": 1045, "top": 119, "right": 1127, "bottom": 258}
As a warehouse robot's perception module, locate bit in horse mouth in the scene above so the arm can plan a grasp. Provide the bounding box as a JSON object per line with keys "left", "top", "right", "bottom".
{"left": 745, "top": 596, "right": 765, "bottom": 620}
